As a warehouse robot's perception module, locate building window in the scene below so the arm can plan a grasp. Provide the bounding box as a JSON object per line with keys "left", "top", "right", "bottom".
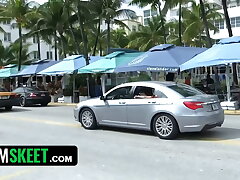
{"left": 144, "top": 18, "right": 150, "bottom": 26}
{"left": 33, "top": 51, "right": 39, "bottom": 59}
{"left": 3, "top": 19, "right": 10, "bottom": 25}
{"left": 47, "top": 51, "right": 52, "bottom": 59}
{"left": 4, "top": 32, "right": 11, "bottom": 42}
{"left": 144, "top": 10, "right": 150, "bottom": 17}
{"left": 236, "top": 17, "right": 240, "bottom": 27}
{"left": 214, "top": 19, "right": 224, "bottom": 29}
{"left": 230, "top": 17, "right": 240, "bottom": 28}
{"left": 151, "top": 10, "right": 158, "bottom": 16}
{"left": 33, "top": 35, "right": 38, "bottom": 43}
{"left": 132, "top": 25, "right": 137, "bottom": 32}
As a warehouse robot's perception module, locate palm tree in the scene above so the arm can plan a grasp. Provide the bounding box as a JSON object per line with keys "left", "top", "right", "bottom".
{"left": 131, "top": 0, "right": 167, "bottom": 43}
{"left": 182, "top": 2, "right": 221, "bottom": 47}
{"left": 38, "top": 0, "right": 69, "bottom": 60}
{"left": 0, "top": 0, "right": 31, "bottom": 71}
{"left": 127, "top": 16, "right": 165, "bottom": 51}
{"left": 221, "top": 0, "right": 238, "bottom": 85}
{"left": 101, "top": 0, "right": 136, "bottom": 53}
{"left": 111, "top": 29, "right": 130, "bottom": 48}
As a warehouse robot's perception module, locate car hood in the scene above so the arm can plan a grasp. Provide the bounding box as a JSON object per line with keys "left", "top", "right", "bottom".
{"left": 78, "top": 97, "right": 101, "bottom": 106}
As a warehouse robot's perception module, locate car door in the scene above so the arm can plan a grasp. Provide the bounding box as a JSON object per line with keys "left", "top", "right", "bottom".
{"left": 100, "top": 86, "right": 133, "bottom": 126}
{"left": 127, "top": 86, "right": 168, "bottom": 129}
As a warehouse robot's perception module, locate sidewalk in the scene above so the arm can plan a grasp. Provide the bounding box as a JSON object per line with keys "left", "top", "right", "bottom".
{"left": 48, "top": 102, "right": 240, "bottom": 115}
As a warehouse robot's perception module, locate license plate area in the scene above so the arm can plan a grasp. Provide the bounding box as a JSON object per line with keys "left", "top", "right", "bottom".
{"left": 41, "top": 94, "right": 45, "bottom": 97}
{"left": 0, "top": 96, "right": 9, "bottom": 99}
{"left": 211, "top": 103, "right": 219, "bottom": 111}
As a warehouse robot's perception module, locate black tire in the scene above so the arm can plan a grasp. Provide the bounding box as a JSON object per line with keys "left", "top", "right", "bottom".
{"left": 79, "top": 108, "right": 97, "bottom": 129}
{"left": 5, "top": 106, "right": 12, "bottom": 111}
{"left": 41, "top": 103, "right": 48, "bottom": 106}
{"left": 152, "top": 113, "right": 179, "bottom": 140}
{"left": 20, "top": 97, "right": 27, "bottom": 107}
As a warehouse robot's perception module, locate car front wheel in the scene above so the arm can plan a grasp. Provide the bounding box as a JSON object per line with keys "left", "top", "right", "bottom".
{"left": 79, "top": 108, "right": 97, "bottom": 129}
{"left": 20, "top": 97, "right": 27, "bottom": 107}
{"left": 5, "top": 106, "right": 12, "bottom": 111}
{"left": 153, "top": 114, "right": 179, "bottom": 140}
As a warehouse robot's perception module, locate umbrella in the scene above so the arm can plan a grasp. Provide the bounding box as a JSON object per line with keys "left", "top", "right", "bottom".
{"left": 180, "top": 36, "right": 240, "bottom": 102}
{"left": 13, "top": 60, "right": 59, "bottom": 76}
{"left": 115, "top": 44, "right": 207, "bottom": 72}
{"left": 38, "top": 55, "right": 101, "bottom": 75}
{"left": 0, "top": 65, "right": 27, "bottom": 78}
{"left": 78, "top": 51, "right": 144, "bottom": 74}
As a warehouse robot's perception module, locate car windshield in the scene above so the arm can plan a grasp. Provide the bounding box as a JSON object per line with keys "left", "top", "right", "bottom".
{"left": 0, "top": 87, "right": 8, "bottom": 92}
{"left": 25, "top": 87, "right": 40, "bottom": 92}
{"left": 168, "top": 84, "right": 204, "bottom": 97}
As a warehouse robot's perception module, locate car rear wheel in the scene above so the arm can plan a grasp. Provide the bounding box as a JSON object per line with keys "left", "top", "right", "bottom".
{"left": 41, "top": 103, "right": 48, "bottom": 106}
{"left": 153, "top": 114, "right": 179, "bottom": 140}
{"left": 79, "top": 108, "right": 97, "bottom": 129}
{"left": 20, "top": 97, "right": 27, "bottom": 107}
{"left": 5, "top": 106, "right": 12, "bottom": 111}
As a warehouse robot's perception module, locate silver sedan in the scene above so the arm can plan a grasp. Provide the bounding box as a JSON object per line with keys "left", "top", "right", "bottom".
{"left": 74, "top": 81, "right": 224, "bottom": 139}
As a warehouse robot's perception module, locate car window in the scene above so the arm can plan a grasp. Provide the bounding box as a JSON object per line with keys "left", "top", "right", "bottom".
{"left": 133, "top": 86, "right": 167, "bottom": 99}
{"left": 13, "top": 88, "right": 24, "bottom": 93}
{"left": 106, "top": 86, "right": 132, "bottom": 100}
{"left": 168, "top": 84, "right": 204, "bottom": 97}
{"left": 25, "top": 87, "right": 40, "bottom": 92}
{"left": 0, "top": 87, "right": 8, "bottom": 92}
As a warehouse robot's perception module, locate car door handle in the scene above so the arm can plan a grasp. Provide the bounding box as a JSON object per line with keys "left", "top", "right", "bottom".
{"left": 119, "top": 102, "right": 126, "bottom": 104}
{"left": 148, "top": 102, "right": 156, "bottom": 104}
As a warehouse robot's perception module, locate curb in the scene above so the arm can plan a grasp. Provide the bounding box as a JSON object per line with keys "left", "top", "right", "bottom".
{"left": 48, "top": 102, "right": 77, "bottom": 106}
{"left": 224, "top": 110, "right": 240, "bottom": 115}
{"left": 48, "top": 103, "right": 240, "bottom": 115}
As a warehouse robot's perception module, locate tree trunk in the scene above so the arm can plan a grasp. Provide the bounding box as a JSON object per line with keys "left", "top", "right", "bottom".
{"left": 77, "top": 2, "right": 89, "bottom": 65}
{"left": 37, "top": 32, "right": 41, "bottom": 60}
{"left": 18, "top": 24, "right": 23, "bottom": 71}
{"left": 67, "top": 4, "right": 81, "bottom": 54}
{"left": 157, "top": 1, "right": 167, "bottom": 44}
{"left": 221, "top": 0, "right": 238, "bottom": 85}
{"left": 54, "top": 31, "right": 58, "bottom": 61}
{"left": 199, "top": 0, "right": 212, "bottom": 48}
{"left": 178, "top": 2, "right": 183, "bottom": 45}
{"left": 99, "top": 42, "right": 103, "bottom": 56}
{"left": 107, "top": 18, "right": 111, "bottom": 54}
{"left": 60, "top": 33, "right": 67, "bottom": 58}
{"left": 222, "top": 0, "right": 233, "bottom": 36}
{"left": 93, "top": 19, "right": 101, "bottom": 56}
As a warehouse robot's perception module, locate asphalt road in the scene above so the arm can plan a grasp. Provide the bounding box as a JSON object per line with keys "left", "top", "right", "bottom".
{"left": 0, "top": 105, "right": 240, "bottom": 180}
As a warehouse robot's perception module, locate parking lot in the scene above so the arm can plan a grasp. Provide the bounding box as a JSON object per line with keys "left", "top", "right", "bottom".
{"left": 0, "top": 105, "right": 240, "bottom": 180}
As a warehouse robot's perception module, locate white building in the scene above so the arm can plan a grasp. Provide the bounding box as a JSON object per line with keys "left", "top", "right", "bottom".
{"left": 0, "top": 20, "right": 57, "bottom": 61}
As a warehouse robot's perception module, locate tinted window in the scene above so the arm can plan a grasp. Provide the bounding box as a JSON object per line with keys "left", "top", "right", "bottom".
{"left": 25, "top": 87, "right": 40, "bottom": 92}
{"left": 13, "top": 88, "right": 23, "bottom": 93}
{"left": 106, "top": 86, "right": 132, "bottom": 100}
{"left": 134, "top": 86, "right": 167, "bottom": 98}
{"left": 168, "top": 84, "right": 203, "bottom": 97}
{"left": 0, "top": 88, "right": 8, "bottom": 92}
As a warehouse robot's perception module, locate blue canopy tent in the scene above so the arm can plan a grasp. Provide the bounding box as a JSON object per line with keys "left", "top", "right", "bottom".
{"left": 180, "top": 36, "right": 240, "bottom": 102}
{"left": 12, "top": 60, "right": 60, "bottom": 76}
{"left": 115, "top": 44, "right": 207, "bottom": 73}
{"left": 78, "top": 51, "right": 144, "bottom": 73}
{"left": 0, "top": 65, "right": 27, "bottom": 78}
{"left": 38, "top": 55, "right": 101, "bottom": 75}
{"left": 38, "top": 55, "right": 101, "bottom": 101}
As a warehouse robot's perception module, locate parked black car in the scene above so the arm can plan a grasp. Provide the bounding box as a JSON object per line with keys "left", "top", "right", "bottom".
{"left": 13, "top": 87, "right": 51, "bottom": 107}
{"left": 0, "top": 88, "right": 20, "bottom": 110}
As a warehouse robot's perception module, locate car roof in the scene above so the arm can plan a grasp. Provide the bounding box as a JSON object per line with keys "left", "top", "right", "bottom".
{"left": 117, "top": 81, "right": 178, "bottom": 88}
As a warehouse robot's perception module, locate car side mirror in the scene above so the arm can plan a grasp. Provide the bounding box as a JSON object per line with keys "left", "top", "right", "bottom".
{"left": 100, "top": 95, "right": 106, "bottom": 101}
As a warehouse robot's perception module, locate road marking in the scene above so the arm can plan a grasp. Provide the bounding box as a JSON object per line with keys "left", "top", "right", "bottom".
{"left": 0, "top": 168, "right": 35, "bottom": 180}
{"left": 199, "top": 138, "right": 240, "bottom": 146}
{"left": 0, "top": 114, "right": 81, "bottom": 128}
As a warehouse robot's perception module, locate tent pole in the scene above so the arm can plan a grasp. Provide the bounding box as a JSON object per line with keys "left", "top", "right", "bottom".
{"left": 73, "top": 74, "right": 76, "bottom": 103}
{"left": 101, "top": 74, "right": 106, "bottom": 94}
{"left": 226, "top": 64, "right": 231, "bottom": 102}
